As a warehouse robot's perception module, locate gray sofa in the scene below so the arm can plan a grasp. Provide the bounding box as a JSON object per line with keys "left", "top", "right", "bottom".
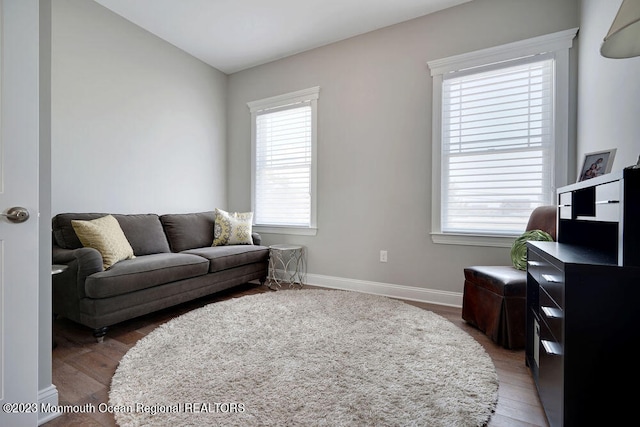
{"left": 52, "top": 211, "right": 269, "bottom": 341}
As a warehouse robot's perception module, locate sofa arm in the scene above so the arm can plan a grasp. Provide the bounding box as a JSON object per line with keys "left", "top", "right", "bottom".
{"left": 252, "top": 231, "right": 263, "bottom": 246}
{"left": 52, "top": 245, "right": 76, "bottom": 264}
{"left": 53, "top": 246, "right": 103, "bottom": 276}
{"left": 52, "top": 245, "right": 103, "bottom": 301}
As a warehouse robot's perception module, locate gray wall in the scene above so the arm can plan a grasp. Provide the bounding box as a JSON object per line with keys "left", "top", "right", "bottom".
{"left": 227, "top": 0, "right": 580, "bottom": 298}
{"left": 52, "top": 0, "right": 636, "bottom": 302}
{"left": 578, "top": 0, "right": 640, "bottom": 170}
{"left": 51, "top": 0, "right": 228, "bottom": 215}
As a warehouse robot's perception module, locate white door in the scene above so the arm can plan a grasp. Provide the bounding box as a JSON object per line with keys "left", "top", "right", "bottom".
{"left": 0, "top": 0, "right": 42, "bottom": 426}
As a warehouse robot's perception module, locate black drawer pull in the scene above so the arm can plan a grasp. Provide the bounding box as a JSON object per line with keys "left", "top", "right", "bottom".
{"left": 595, "top": 200, "right": 620, "bottom": 205}
{"left": 541, "top": 339, "right": 563, "bottom": 356}
{"left": 541, "top": 306, "right": 563, "bottom": 319}
{"left": 542, "top": 274, "right": 562, "bottom": 283}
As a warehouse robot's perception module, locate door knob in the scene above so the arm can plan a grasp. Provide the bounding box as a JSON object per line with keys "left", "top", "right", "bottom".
{"left": 1, "top": 206, "right": 30, "bottom": 223}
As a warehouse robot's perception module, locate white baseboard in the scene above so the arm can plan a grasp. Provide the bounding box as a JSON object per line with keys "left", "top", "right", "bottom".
{"left": 302, "top": 273, "right": 463, "bottom": 308}
{"left": 38, "top": 384, "right": 60, "bottom": 425}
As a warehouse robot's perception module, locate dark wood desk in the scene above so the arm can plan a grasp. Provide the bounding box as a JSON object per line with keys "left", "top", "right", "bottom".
{"left": 526, "top": 168, "right": 640, "bottom": 427}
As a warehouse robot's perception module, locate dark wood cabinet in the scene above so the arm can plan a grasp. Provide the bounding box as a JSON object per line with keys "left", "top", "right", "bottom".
{"left": 556, "top": 167, "right": 640, "bottom": 266}
{"left": 526, "top": 168, "right": 640, "bottom": 427}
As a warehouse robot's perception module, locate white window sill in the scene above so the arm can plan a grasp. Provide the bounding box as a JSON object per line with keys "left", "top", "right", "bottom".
{"left": 430, "top": 232, "right": 518, "bottom": 248}
{"left": 254, "top": 225, "right": 317, "bottom": 236}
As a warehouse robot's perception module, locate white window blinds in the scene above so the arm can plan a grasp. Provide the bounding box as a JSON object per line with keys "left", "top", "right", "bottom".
{"left": 441, "top": 56, "right": 554, "bottom": 235}
{"left": 254, "top": 102, "right": 313, "bottom": 227}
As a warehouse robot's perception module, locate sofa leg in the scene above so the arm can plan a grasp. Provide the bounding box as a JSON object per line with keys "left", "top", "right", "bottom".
{"left": 259, "top": 277, "right": 267, "bottom": 287}
{"left": 93, "top": 327, "right": 108, "bottom": 343}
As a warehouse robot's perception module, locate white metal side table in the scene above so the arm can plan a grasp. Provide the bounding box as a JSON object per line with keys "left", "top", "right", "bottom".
{"left": 52, "top": 264, "right": 67, "bottom": 275}
{"left": 268, "top": 244, "right": 306, "bottom": 289}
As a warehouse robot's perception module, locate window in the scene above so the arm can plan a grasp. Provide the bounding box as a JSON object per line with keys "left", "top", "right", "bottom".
{"left": 428, "top": 29, "right": 577, "bottom": 247}
{"left": 248, "top": 87, "right": 319, "bottom": 235}
{"left": 442, "top": 57, "right": 554, "bottom": 235}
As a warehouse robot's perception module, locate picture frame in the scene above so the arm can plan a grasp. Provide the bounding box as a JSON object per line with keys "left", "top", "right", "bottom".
{"left": 578, "top": 149, "right": 617, "bottom": 182}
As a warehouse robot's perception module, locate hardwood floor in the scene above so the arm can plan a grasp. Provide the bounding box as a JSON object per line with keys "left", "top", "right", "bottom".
{"left": 46, "top": 283, "right": 548, "bottom": 427}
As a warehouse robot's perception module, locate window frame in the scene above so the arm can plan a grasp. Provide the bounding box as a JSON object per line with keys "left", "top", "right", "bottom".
{"left": 427, "top": 28, "right": 577, "bottom": 247}
{"left": 248, "top": 86, "right": 319, "bottom": 236}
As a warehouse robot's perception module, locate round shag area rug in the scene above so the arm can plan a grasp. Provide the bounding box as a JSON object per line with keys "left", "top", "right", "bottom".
{"left": 109, "top": 289, "right": 498, "bottom": 426}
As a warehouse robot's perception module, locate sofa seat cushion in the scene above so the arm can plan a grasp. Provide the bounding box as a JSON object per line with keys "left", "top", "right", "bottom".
{"left": 183, "top": 245, "right": 269, "bottom": 273}
{"left": 84, "top": 253, "right": 209, "bottom": 299}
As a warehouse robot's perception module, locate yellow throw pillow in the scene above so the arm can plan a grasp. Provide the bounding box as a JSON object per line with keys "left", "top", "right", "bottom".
{"left": 212, "top": 208, "right": 253, "bottom": 246}
{"left": 72, "top": 215, "right": 135, "bottom": 269}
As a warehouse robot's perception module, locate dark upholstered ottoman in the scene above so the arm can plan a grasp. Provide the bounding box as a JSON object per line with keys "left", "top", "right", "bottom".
{"left": 462, "top": 266, "right": 527, "bottom": 349}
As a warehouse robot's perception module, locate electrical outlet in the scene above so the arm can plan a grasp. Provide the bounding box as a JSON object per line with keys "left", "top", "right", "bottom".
{"left": 380, "top": 250, "right": 388, "bottom": 263}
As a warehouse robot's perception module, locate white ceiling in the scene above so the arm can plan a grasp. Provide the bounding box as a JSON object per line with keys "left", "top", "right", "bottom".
{"left": 94, "top": 0, "right": 473, "bottom": 74}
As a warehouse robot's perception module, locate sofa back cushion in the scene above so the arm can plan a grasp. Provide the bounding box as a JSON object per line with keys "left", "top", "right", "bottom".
{"left": 52, "top": 213, "right": 171, "bottom": 256}
{"left": 160, "top": 211, "right": 217, "bottom": 252}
